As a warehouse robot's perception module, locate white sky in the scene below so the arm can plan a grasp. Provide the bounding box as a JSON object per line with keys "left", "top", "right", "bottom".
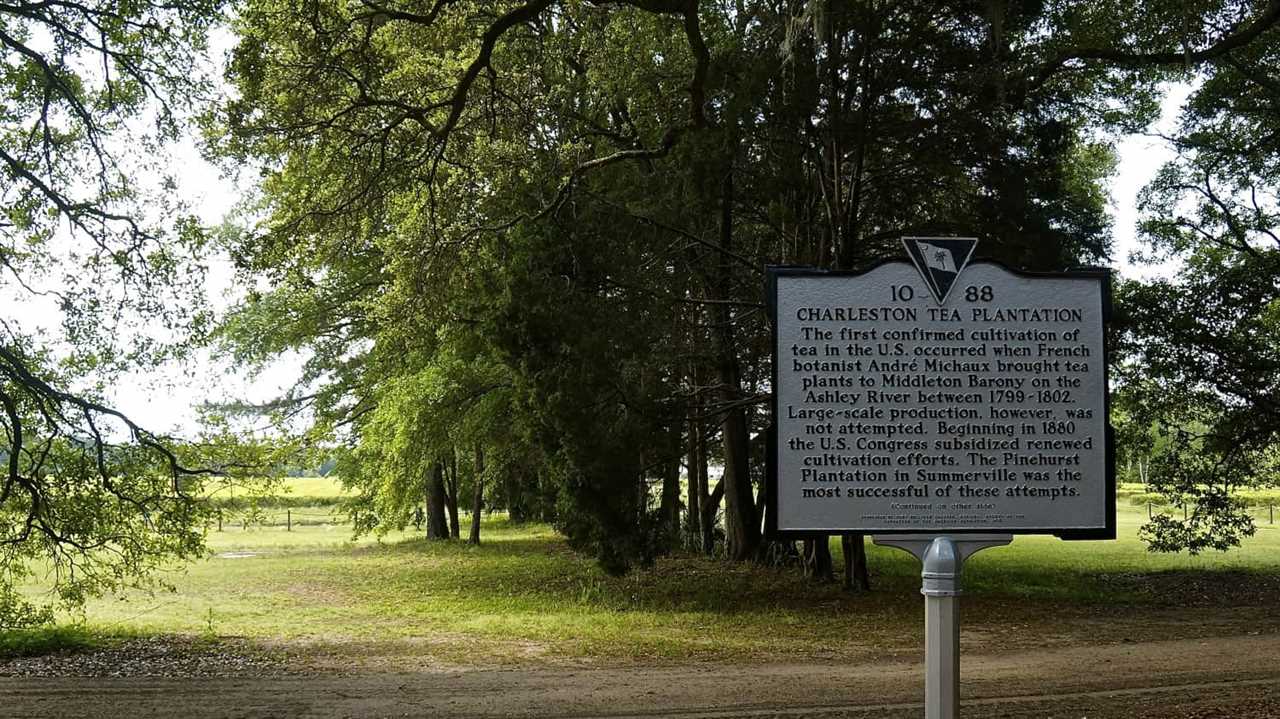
{"left": 27, "top": 80, "right": 1196, "bottom": 436}
{"left": 105, "top": 138, "right": 303, "bottom": 438}
{"left": 1108, "top": 82, "right": 1195, "bottom": 279}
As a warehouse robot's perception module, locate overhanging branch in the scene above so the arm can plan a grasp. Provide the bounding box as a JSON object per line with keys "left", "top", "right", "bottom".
{"left": 1029, "top": 1, "right": 1280, "bottom": 86}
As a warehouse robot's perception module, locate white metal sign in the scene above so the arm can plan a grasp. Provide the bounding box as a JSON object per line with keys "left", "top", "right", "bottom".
{"left": 768, "top": 241, "right": 1114, "bottom": 538}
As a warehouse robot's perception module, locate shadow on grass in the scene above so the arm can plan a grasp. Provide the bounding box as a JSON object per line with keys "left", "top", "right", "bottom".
{"left": 1088, "top": 569, "right": 1280, "bottom": 607}
{"left": 0, "top": 625, "right": 121, "bottom": 659}
{"left": 30, "top": 520, "right": 1280, "bottom": 666}
{"left": 318, "top": 527, "right": 914, "bottom": 617}
{"left": 317, "top": 524, "right": 1280, "bottom": 620}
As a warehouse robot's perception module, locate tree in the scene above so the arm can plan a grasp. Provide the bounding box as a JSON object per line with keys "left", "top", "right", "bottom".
{"left": 468, "top": 445, "right": 485, "bottom": 544}
{"left": 211, "top": 0, "right": 1278, "bottom": 573}
{"left": 0, "top": 0, "right": 231, "bottom": 626}
{"left": 1116, "top": 3, "right": 1280, "bottom": 553}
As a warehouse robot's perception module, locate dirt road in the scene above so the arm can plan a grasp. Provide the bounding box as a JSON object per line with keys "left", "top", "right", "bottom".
{"left": 2, "top": 633, "right": 1277, "bottom": 718}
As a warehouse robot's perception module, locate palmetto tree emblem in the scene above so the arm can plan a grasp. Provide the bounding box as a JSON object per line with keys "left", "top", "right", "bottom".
{"left": 902, "top": 237, "right": 978, "bottom": 304}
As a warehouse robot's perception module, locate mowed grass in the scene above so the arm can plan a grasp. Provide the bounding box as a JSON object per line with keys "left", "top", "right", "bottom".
{"left": 19, "top": 485, "right": 1280, "bottom": 667}
{"left": 204, "top": 476, "right": 352, "bottom": 509}
{"left": 278, "top": 476, "right": 351, "bottom": 499}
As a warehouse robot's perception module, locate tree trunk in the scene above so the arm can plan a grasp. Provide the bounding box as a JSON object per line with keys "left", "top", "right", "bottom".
{"left": 445, "top": 451, "right": 461, "bottom": 539}
{"left": 803, "top": 536, "right": 835, "bottom": 582}
{"left": 426, "top": 460, "right": 449, "bottom": 540}
{"left": 659, "top": 424, "right": 682, "bottom": 541}
{"left": 506, "top": 470, "right": 526, "bottom": 523}
{"left": 755, "top": 464, "right": 768, "bottom": 536}
{"left": 708, "top": 169, "right": 759, "bottom": 562}
{"left": 699, "top": 430, "right": 718, "bottom": 554}
{"left": 685, "top": 414, "right": 702, "bottom": 548}
{"left": 468, "top": 445, "right": 484, "bottom": 545}
{"left": 841, "top": 533, "right": 871, "bottom": 591}
{"left": 716, "top": 310, "right": 758, "bottom": 560}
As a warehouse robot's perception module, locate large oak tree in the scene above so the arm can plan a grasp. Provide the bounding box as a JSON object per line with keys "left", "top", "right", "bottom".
{"left": 1, "top": 0, "right": 234, "bottom": 625}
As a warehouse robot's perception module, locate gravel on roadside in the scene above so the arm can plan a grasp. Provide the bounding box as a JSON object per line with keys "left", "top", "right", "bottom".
{"left": 0, "top": 635, "right": 293, "bottom": 678}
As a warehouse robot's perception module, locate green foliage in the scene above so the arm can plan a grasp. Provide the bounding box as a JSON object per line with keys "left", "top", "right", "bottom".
{"left": 1117, "top": 14, "right": 1280, "bottom": 551}
{"left": 479, "top": 222, "right": 679, "bottom": 572}
{"left": 0, "top": 583, "right": 54, "bottom": 630}
{"left": 1135, "top": 434, "right": 1260, "bottom": 553}
{"left": 209, "top": 0, "right": 1280, "bottom": 569}
{"left": 0, "top": 345, "right": 222, "bottom": 628}
{"left": 1, "top": 0, "right": 223, "bottom": 365}
{"left": 1, "top": 0, "right": 240, "bottom": 627}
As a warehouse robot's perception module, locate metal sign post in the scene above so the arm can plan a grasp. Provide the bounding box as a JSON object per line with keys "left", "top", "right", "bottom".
{"left": 873, "top": 534, "right": 1011, "bottom": 719}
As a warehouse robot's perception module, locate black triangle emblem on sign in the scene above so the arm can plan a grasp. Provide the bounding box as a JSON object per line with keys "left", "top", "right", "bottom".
{"left": 902, "top": 237, "right": 978, "bottom": 304}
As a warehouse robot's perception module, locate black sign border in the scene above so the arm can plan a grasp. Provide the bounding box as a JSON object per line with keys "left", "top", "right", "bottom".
{"left": 765, "top": 259, "right": 1115, "bottom": 541}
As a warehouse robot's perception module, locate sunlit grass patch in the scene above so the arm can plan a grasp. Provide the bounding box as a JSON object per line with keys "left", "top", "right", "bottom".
{"left": 19, "top": 503, "right": 1280, "bottom": 667}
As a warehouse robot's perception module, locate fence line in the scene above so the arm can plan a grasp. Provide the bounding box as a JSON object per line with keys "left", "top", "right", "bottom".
{"left": 1141, "top": 501, "right": 1277, "bottom": 526}
{"left": 208, "top": 507, "right": 494, "bottom": 530}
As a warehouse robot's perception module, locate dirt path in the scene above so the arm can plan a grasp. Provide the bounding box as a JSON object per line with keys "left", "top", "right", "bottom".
{"left": 2, "top": 633, "right": 1278, "bottom": 718}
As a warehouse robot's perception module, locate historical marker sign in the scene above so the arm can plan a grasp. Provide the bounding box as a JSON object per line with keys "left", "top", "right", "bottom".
{"left": 767, "top": 238, "right": 1114, "bottom": 538}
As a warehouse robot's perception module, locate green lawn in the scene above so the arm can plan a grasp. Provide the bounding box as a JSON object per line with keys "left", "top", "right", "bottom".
{"left": 278, "top": 476, "right": 351, "bottom": 499}
{"left": 202, "top": 477, "right": 353, "bottom": 514}
{"left": 17, "top": 492, "right": 1280, "bottom": 667}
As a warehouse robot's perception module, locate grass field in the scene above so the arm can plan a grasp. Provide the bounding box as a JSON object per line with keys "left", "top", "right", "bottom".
{"left": 1118, "top": 481, "right": 1280, "bottom": 509}
{"left": 14, "top": 480, "right": 1280, "bottom": 668}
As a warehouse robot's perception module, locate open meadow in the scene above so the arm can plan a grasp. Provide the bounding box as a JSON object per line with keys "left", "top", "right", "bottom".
{"left": 9, "top": 479, "right": 1280, "bottom": 672}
